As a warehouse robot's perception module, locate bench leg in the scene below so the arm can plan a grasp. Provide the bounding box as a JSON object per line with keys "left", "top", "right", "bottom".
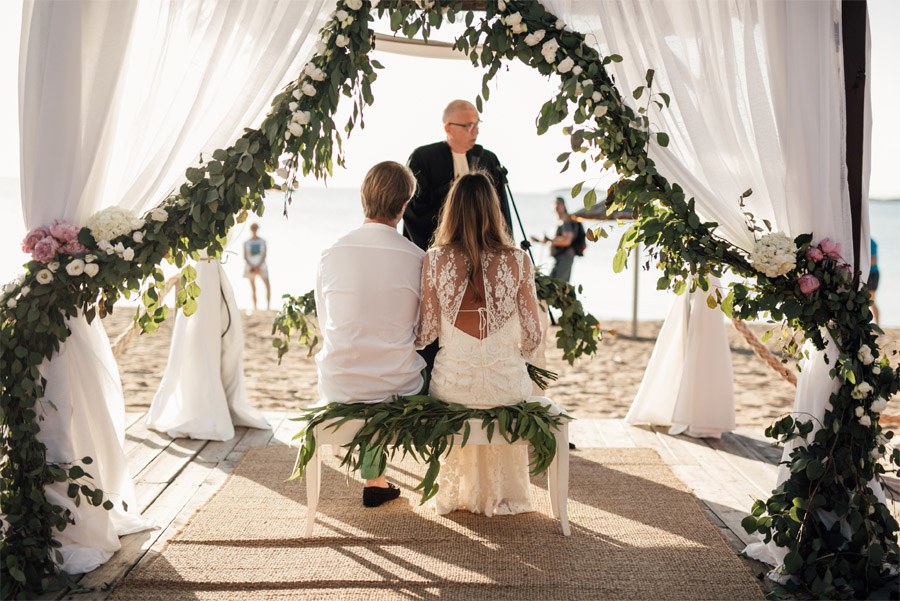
{"left": 548, "top": 424, "right": 571, "bottom": 536}
{"left": 305, "top": 446, "right": 321, "bottom": 536}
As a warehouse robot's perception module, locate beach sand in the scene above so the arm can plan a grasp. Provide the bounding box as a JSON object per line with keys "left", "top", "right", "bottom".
{"left": 106, "top": 310, "right": 900, "bottom": 429}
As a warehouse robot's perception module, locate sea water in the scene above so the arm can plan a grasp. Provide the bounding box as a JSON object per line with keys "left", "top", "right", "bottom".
{"left": 0, "top": 177, "right": 897, "bottom": 327}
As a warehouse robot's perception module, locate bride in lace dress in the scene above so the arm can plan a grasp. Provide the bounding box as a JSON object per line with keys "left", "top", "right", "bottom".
{"left": 415, "top": 171, "right": 550, "bottom": 517}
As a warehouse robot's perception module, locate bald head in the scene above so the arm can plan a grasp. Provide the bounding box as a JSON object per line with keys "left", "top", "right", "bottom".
{"left": 442, "top": 99, "right": 476, "bottom": 123}
{"left": 442, "top": 100, "right": 480, "bottom": 153}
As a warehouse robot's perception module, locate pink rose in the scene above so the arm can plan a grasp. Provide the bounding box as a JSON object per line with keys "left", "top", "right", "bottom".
{"left": 805, "top": 247, "right": 824, "bottom": 262}
{"left": 798, "top": 274, "right": 821, "bottom": 295}
{"left": 32, "top": 236, "right": 60, "bottom": 263}
{"left": 60, "top": 239, "right": 88, "bottom": 256}
{"left": 818, "top": 238, "right": 842, "bottom": 261}
{"left": 22, "top": 227, "right": 50, "bottom": 253}
{"left": 48, "top": 219, "right": 81, "bottom": 243}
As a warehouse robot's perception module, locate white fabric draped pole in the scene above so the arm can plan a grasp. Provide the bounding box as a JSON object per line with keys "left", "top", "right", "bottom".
{"left": 19, "top": 0, "right": 329, "bottom": 573}
{"left": 545, "top": 0, "right": 869, "bottom": 564}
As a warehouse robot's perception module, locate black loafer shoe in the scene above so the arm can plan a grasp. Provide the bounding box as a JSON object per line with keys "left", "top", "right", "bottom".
{"left": 363, "top": 483, "right": 401, "bottom": 508}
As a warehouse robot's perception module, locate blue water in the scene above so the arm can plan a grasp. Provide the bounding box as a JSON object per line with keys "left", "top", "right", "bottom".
{"left": 1, "top": 178, "right": 897, "bottom": 326}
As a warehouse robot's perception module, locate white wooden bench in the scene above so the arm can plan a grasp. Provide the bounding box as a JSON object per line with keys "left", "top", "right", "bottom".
{"left": 303, "top": 418, "right": 571, "bottom": 536}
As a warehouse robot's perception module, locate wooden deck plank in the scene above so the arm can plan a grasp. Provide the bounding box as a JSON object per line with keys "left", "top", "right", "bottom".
{"left": 125, "top": 425, "right": 174, "bottom": 477}
{"left": 706, "top": 435, "right": 778, "bottom": 498}
{"left": 595, "top": 419, "right": 637, "bottom": 447}
{"left": 732, "top": 427, "right": 783, "bottom": 465}
{"left": 569, "top": 418, "right": 605, "bottom": 449}
{"left": 135, "top": 437, "right": 207, "bottom": 485}
{"left": 194, "top": 428, "right": 247, "bottom": 464}
{"left": 621, "top": 423, "right": 679, "bottom": 463}
{"left": 271, "top": 413, "right": 300, "bottom": 446}
{"left": 650, "top": 426, "right": 701, "bottom": 466}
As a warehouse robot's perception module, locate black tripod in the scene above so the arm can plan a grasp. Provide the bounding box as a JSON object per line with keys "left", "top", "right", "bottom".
{"left": 498, "top": 166, "right": 536, "bottom": 262}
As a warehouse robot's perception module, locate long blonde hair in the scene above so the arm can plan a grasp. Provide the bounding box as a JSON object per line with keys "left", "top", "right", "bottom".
{"left": 432, "top": 172, "right": 514, "bottom": 300}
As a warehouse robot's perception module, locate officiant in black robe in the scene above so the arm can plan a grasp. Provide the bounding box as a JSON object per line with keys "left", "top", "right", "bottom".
{"left": 402, "top": 100, "right": 513, "bottom": 251}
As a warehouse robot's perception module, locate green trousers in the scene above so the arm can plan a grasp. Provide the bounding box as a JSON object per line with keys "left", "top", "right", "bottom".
{"left": 358, "top": 443, "right": 385, "bottom": 480}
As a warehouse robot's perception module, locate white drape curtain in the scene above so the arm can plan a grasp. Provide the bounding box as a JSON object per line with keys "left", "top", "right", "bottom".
{"left": 545, "top": 0, "right": 870, "bottom": 564}
{"left": 545, "top": 0, "right": 860, "bottom": 439}
{"left": 19, "top": 0, "right": 330, "bottom": 574}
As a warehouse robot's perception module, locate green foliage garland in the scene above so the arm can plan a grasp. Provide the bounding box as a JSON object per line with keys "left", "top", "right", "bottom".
{"left": 290, "top": 395, "right": 571, "bottom": 503}
{"left": 1, "top": 0, "right": 896, "bottom": 598}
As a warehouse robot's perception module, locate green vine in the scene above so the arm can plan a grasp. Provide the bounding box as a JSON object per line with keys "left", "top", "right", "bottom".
{"left": 272, "top": 291, "right": 319, "bottom": 363}
{"left": 3, "top": 1, "right": 896, "bottom": 598}
{"left": 290, "top": 395, "right": 571, "bottom": 503}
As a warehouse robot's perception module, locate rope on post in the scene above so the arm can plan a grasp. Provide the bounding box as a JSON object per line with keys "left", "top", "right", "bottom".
{"left": 730, "top": 318, "right": 797, "bottom": 387}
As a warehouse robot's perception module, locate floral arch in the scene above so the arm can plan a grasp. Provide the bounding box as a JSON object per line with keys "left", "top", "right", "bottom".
{"left": 1, "top": 1, "right": 897, "bottom": 598}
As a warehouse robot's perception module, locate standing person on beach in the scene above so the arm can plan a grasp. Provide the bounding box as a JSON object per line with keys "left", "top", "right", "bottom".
{"left": 533, "top": 197, "right": 581, "bottom": 284}
{"left": 869, "top": 237, "right": 880, "bottom": 323}
{"left": 243, "top": 223, "right": 270, "bottom": 311}
{"left": 403, "top": 99, "right": 513, "bottom": 371}
{"left": 315, "top": 161, "right": 426, "bottom": 508}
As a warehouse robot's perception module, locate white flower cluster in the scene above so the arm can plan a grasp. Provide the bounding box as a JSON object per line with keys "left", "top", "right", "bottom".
{"left": 335, "top": 9, "right": 354, "bottom": 28}
{"left": 97, "top": 240, "right": 136, "bottom": 262}
{"left": 86, "top": 207, "right": 144, "bottom": 245}
{"left": 345, "top": 0, "right": 362, "bottom": 9}
{"left": 503, "top": 12, "right": 526, "bottom": 34}
{"left": 857, "top": 344, "right": 875, "bottom": 365}
{"left": 541, "top": 38, "right": 560, "bottom": 64}
{"left": 524, "top": 29, "right": 545, "bottom": 47}
{"left": 749, "top": 232, "right": 797, "bottom": 278}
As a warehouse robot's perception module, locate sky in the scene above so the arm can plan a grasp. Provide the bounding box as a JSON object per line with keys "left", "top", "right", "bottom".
{"left": 0, "top": 0, "right": 898, "bottom": 198}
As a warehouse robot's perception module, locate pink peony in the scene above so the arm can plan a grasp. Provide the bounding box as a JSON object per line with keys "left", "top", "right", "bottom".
{"left": 60, "top": 239, "right": 88, "bottom": 255}
{"left": 798, "top": 274, "right": 821, "bottom": 295}
{"left": 32, "top": 236, "right": 60, "bottom": 263}
{"left": 48, "top": 219, "right": 81, "bottom": 243}
{"left": 805, "top": 247, "right": 824, "bottom": 262}
{"left": 22, "top": 227, "right": 50, "bottom": 253}
{"left": 818, "top": 238, "right": 842, "bottom": 260}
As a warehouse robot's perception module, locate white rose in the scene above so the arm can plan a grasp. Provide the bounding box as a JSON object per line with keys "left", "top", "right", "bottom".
{"left": 7, "top": 298, "right": 16, "bottom": 309}
{"left": 293, "top": 110, "right": 312, "bottom": 125}
{"left": 504, "top": 12, "right": 522, "bottom": 26}
{"left": 592, "top": 91, "right": 602, "bottom": 102}
{"left": 48, "top": 261, "right": 60, "bottom": 273}
{"left": 342, "top": 15, "right": 354, "bottom": 27}
{"left": 85, "top": 254, "right": 97, "bottom": 263}
{"left": 302, "top": 82, "right": 318, "bottom": 97}
{"left": 859, "top": 415, "right": 872, "bottom": 427}
{"left": 66, "top": 259, "right": 85, "bottom": 276}
{"left": 2, "top": 282, "right": 14, "bottom": 295}
{"left": 335, "top": 35, "right": 349, "bottom": 48}
{"left": 316, "top": 40, "right": 327, "bottom": 54}
{"left": 555, "top": 19, "right": 565, "bottom": 29}
{"left": 594, "top": 105, "right": 609, "bottom": 118}
{"left": 305, "top": 64, "right": 326, "bottom": 82}
{"left": 133, "top": 231, "right": 144, "bottom": 243}
{"left": 541, "top": 38, "right": 560, "bottom": 63}
{"left": 284, "top": 131, "right": 292, "bottom": 140}
{"left": 371, "top": 0, "right": 380, "bottom": 7}
{"left": 854, "top": 406, "right": 865, "bottom": 418}
{"left": 851, "top": 382, "right": 874, "bottom": 400}
{"left": 870, "top": 397, "right": 888, "bottom": 413}
{"left": 292, "top": 88, "right": 302, "bottom": 100}
{"left": 557, "top": 57, "right": 575, "bottom": 74}
{"left": 114, "top": 242, "right": 126, "bottom": 255}
{"left": 857, "top": 345, "right": 875, "bottom": 365}
{"left": 572, "top": 65, "right": 583, "bottom": 76}
{"left": 288, "top": 101, "right": 299, "bottom": 112}
{"left": 20, "top": 285, "right": 30, "bottom": 297}
{"left": 84, "top": 263, "right": 100, "bottom": 278}
{"left": 288, "top": 122, "right": 304, "bottom": 137}
{"left": 498, "top": 0, "right": 506, "bottom": 9}
{"left": 36, "top": 269, "right": 53, "bottom": 285}
{"left": 873, "top": 365, "right": 881, "bottom": 375}
{"left": 346, "top": 0, "right": 363, "bottom": 9}
{"left": 151, "top": 208, "right": 168, "bottom": 222}
{"left": 524, "top": 29, "right": 545, "bottom": 47}
{"left": 122, "top": 247, "right": 135, "bottom": 262}
{"left": 335, "top": 9, "right": 348, "bottom": 22}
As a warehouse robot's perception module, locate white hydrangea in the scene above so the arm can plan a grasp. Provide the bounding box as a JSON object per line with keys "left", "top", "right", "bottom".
{"left": 749, "top": 232, "right": 797, "bottom": 278}
{"left": 87, "top": 206, "right": 143, "bottom": 243}
{"left": 524, "top": 29, "right": 545, "bottom": 47}
{"left": 557, "top": 57, "right": 575, "bottom": 74}
{"left": 541, "top": 38, "right": 560, "bottom": 64}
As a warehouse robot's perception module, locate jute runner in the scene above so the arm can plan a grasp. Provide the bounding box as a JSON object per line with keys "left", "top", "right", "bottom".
{"left": 111, "top": 446, "right": 764, "bottom": 600}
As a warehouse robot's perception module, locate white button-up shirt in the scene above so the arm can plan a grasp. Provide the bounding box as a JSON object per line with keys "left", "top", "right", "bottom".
{"left": 315, "top": 222, "right": 426, "bottom": 403}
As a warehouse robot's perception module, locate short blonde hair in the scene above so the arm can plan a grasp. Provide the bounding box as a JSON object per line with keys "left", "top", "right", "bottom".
{"left": 361, "top": 161, "right": 416, "bottom": 221}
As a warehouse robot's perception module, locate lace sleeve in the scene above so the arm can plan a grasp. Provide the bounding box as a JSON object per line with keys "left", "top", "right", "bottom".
{"left": 516, "top": 252, "right": 542, "bottom": 360}
{"left": 415, "top": 250, "right": 440, "bottom": 349}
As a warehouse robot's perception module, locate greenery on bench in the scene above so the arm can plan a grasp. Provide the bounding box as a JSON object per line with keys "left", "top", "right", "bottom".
{"left": 290, "top": 395, "right": 571, "bottom": 503}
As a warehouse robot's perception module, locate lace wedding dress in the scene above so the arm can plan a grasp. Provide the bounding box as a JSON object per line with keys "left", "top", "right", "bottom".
{"left": 416, "top": 245, "right": 547, "bottom": 517}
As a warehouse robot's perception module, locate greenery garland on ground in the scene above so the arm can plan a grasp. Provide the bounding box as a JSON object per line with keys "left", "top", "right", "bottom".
{"left": 1, "top": 0, "right": 896, "bottom": 598}
{"left": 290, "top": 395, "right": 570, "bottom": 503}
{"left": 273, "top": 272, "right": 599, "bottom": 365}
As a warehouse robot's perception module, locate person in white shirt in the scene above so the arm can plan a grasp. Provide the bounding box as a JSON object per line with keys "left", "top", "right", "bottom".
{"left": 243, "top": 223, "right": 270, "bottom": 310}
{"left": 315, "top": 161, "right": 426, "bottom": 507}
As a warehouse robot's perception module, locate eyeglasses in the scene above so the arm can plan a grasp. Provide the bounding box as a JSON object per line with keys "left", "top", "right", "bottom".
{"left": 448, "top": 121, "right": 482, "bottom": 133}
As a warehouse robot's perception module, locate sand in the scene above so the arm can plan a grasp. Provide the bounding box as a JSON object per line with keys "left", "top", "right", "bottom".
{"left": 104, "top": 308, "right": 900, "bottom": 428}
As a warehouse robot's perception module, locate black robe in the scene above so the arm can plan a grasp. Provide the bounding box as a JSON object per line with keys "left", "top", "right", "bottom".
{"left": 402, "top": 141, "right": 513, "bottom": 250}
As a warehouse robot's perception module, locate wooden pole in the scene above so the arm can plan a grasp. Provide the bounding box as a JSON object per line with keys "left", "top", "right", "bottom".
{"left": 842, "top": 0, "right": 867, "bottom": 280}
{"left": 632, "top": 241, "right": 639, "bottom": 337}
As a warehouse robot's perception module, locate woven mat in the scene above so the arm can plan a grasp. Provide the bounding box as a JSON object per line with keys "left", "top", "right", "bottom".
{"left": 111, "top": 446, "right": 764, "bottom": 600}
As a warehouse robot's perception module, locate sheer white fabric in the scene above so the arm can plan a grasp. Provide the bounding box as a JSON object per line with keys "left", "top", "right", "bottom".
{"left": 417, "top": 246, "right": 550, "bottom": 516}
{"left": 19, "top": 0, "right": 329, "bottom": 572}
{"left": 545, "top": 0, "right": 869, "bottom": 566}
{"left": 147, "top": 260, "right": 268, "bottom": 440}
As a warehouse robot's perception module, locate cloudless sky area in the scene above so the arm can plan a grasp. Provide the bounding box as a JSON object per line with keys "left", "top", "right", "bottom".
{"left": 0, "top": 0, "right": 897, "bottom": 198}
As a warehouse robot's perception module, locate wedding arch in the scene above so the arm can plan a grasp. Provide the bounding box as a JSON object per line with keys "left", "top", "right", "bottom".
{"left": 2, "top": 1, "right": 897, "bottom": 598}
